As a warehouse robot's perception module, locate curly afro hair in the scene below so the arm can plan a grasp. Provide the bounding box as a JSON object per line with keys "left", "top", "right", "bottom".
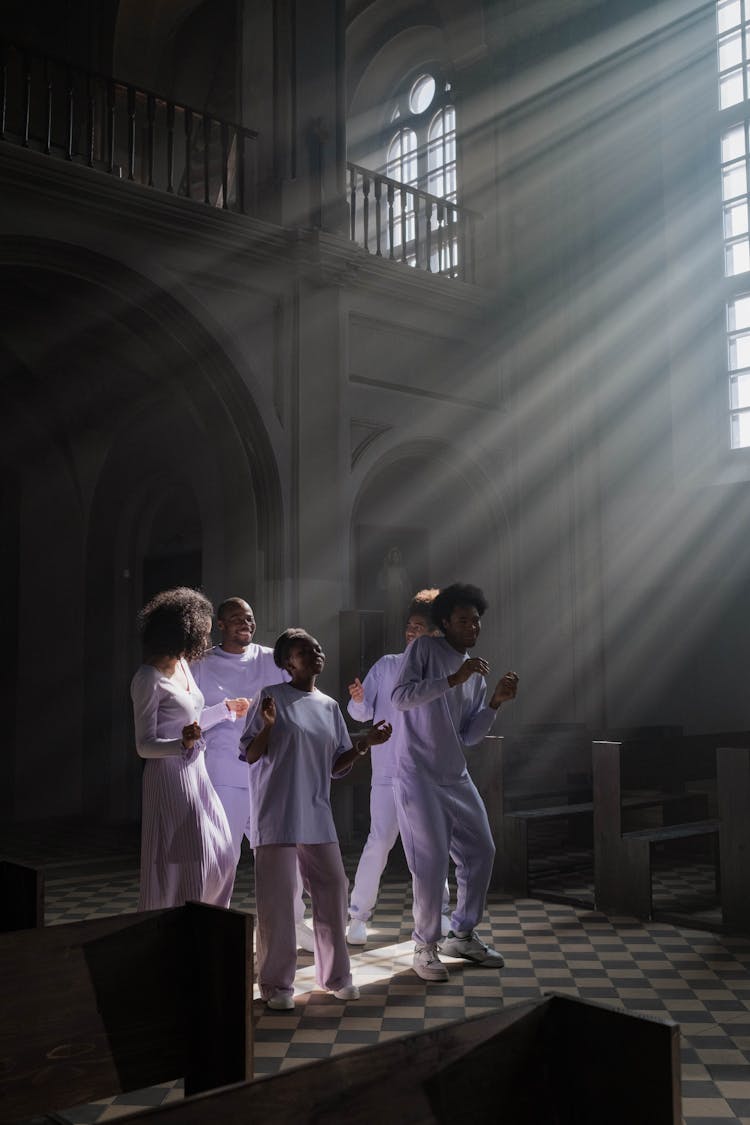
{"left": 272, "top": 627, "right": 315, "bottom": 669}
{"left": 137, "top": 587, "right": 214, "bottom": 662}
{"left": 430, "top": 583, "right": 488, "bottom": 631}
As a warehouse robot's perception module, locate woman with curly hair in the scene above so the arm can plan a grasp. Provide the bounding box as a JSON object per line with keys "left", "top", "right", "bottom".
{"left": 131, "top": 586, "right": 249, "bottom": 910}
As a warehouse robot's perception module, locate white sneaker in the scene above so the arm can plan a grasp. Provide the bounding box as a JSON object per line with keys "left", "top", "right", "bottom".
{"left": 412, "top": 943, "right": 449, "bottom": 982}
{"left": 266, "top": 990, "right": 295, "bottom": 1010}
{"left": 441, "top": 913, "right": 452, "bottom": 937}
{"left": 296, "top": 920, "right": 315, "bottom": 952}
{"left": 331, "top": 984, "right": 360, "bottom": 1000}
{"left": 347, "top": 918, "right": 368, "bottom": 945}
{"left": 438, "top": 930, "right": 505, "bottom": 968}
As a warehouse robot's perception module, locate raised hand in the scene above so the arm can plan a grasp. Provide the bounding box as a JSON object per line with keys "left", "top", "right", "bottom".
{"left": 490, "top": 670, "right": 519, "bottom": 709}
{"left": 348, "top": 677, "right": 365, "bottom": 704}
{"left": 260, "top": 696, "right": 277, "bottom": 727}
{"left": 227, "top": 697, "right": 250, "bottom": 717}
{"left": 181, "top": 720, "right": 202, "bottom": 750}
{"left": 366, "top": 719, "right": 393, "bottom": 746}
{"left": 448, "top": 657, "right": 490, "bottom": 687}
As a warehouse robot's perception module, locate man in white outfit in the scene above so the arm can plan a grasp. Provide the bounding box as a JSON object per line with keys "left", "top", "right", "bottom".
{"left": 193, "top": 597, "right": 314, "bottom": 951}
{"left": 391, "top": 583, "right": 518, "bottom": 982}
{"left": 345, "top": 590, "right": 451, "bottom": 945}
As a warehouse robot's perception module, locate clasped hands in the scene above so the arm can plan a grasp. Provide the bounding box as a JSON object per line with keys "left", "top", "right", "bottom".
{"left": 181, "top": 697, "right": 249, "bottom": 750}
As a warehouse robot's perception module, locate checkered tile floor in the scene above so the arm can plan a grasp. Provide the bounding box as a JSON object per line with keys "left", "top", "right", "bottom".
{"left": 5, "top": 826, "right": 750, "bottom": 1125}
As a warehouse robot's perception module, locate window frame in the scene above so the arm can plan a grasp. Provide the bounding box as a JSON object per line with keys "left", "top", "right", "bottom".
{"left": 717, "top": 0, "right": 750, "bottom": 448}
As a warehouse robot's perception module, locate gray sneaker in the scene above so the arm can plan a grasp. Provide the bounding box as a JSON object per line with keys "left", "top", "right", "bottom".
{"left": 413, "top": 942, "right": 449, "bottom": 981}
{"left": 438, "top": 930, "right": 505, "bottom": 968}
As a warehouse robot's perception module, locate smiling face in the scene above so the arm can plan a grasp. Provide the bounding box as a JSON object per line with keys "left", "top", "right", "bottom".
{"left": 218, "top": 600, "right": 256, "bottom": 653}
{"left": 285, "top": 635, "right": 326, "bottom": 683}
{"left": 405, "top": 613, "right": 432, "bottom": 645}
{"left": 442, "top": 603, "right": 482, "bottom": 652}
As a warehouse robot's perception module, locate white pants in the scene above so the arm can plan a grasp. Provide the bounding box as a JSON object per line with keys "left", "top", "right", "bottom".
{"left": 349, "top": 783, "right": 450, "bottom": 922}
{"left": 213, "top": 783, "right": 306, "bottom": 923}
{"left": 394, "top": 774, "right": 495, "bottom": 946}
{"left": 254, "top": 843, "right": 352, "bottom": 999}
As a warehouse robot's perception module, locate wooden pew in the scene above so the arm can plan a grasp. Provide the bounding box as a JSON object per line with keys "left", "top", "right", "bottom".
{"left": 717, "top": 745, "right": 750, "bottom": 933}
{"left": 101, "top": 993, "right": 681, "bottom": 1125}
{"left": 593, "top": 740, "right": 717, "bottom": 919}
{"left": 0, "top": 902, "right": 253, "bottom": 1124}
{"left": 477, "top": 727, "right": 688, "bottom": 898}
{"left": 468, "top": 729, "right": 594, "bottom": 896}
{"left": 0, "top": 859, "right": 44, "bottom": 931}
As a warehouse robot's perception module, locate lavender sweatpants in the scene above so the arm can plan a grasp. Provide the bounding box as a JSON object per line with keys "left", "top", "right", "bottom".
{"left": 349, "top": 783, "right": 450, "bottom": 922}
{"left": 394, "top": 774, "right": 495, "bottom": 945}
{"left": 254, "top": 842, "right": 352, "bottom": 1000}
{"left": 214, "top": 784, "right": 307, "bottom": 923}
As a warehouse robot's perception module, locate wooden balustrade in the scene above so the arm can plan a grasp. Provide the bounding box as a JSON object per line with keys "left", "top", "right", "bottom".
{"left": 0, "top": 40, "right": 258, "bottom": 215}
{"left": 347, "top": 160, "right": 478, "bottom": 282}
{"left": 0, "top": 42, "right": 479, "bottom": 282}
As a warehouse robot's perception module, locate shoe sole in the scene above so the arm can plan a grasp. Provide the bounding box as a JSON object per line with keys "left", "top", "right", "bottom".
{"left": 346, "top": 935, "right": 367, "bottom": 945}
{"left": 413, "top": 968, "right": 449, "bottom": 981}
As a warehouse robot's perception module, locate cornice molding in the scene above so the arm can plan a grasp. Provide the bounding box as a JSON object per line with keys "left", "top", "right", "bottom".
{"left": 0, "top": 142, "right": 492, "bottom": 315}
{"left": 0, "top": 141, "right": 293, "bottom": 263}
{"left": 350, "top": 372, "right": 502, "bottom": 411}
{"left": 293, "top": 229, "right": 490, "bottom": 317}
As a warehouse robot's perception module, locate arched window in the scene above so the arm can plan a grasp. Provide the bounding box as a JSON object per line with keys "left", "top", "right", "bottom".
{"left": 427, "top": 107, "right": 456, "bottom": 202}
{"left": 386, "top": 127, "right": 419, "bottom": 185}
{"left": 383, "top": 71, "right": 458, "bottom": 273}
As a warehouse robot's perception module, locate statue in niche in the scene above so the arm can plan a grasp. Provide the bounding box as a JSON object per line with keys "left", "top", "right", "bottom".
{"left": 377, "top": 546, "right": 411, "bottom": 652}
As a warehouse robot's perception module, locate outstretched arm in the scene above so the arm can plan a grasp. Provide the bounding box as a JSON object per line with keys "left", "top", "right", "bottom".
{"left": 334, "top": 719, "right": 393, "bottom": 773}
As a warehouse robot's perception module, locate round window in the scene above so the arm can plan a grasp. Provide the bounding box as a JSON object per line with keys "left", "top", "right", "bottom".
{"left": 409, "top": 73, "right": 436, "bottom": 115}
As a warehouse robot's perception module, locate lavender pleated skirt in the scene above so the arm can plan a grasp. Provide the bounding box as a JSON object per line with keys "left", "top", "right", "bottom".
{"left": 138, "top": 748, "right": 235, "bottom": 911}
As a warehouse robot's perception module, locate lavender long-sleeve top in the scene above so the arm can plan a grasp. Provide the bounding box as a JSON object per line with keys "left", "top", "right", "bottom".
{"left": 391, "top": 635, "right": 497, "bottom": 784}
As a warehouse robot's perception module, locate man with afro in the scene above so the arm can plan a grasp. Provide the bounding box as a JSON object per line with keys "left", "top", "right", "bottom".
{"left": 391, "top": 583, "right": 518, "bottom": 981}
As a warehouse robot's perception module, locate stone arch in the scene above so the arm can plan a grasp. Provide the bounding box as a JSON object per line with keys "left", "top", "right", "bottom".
{"left": 0, "top": 239, "right": 284, "bottom": 822}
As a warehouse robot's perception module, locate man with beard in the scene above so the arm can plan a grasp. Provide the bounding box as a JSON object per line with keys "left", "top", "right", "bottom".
{"left": 193, "top": 597, "right": 314, "bottom": 950}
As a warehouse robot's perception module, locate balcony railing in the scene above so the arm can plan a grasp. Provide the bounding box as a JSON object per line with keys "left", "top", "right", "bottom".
{"left": 0, "top": 42, "right": 478, "bottom": 283}
{"left": 0, "top": 41, "right": 258, "bottom": 214}
{"left": 347, "top": 161, "right": 478, "bottom": 283}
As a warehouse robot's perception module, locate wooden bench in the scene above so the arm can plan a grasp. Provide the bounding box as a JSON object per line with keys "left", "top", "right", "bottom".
{"left": 97, "top": 993, "right": 681, "bottom": 1125}
{"left": 593, "top": 740, "right": 719, "bottom": 919}
{"left": 717, "top": 745, "right": 750, "bottom": 933}
{"left": 500, "top": 793, "right": 709, "bottom": 900}
{"left": 468, "top": 730, "right": 595, "bottom": 895}
{"left": 0, "top": 902, "right": 253, "bottom": 1123}
{"left": 0, "top": 859, "right": 44, "bottom": 931}
{"left": 471, "top": 730, "right": 697, "bottom": 898}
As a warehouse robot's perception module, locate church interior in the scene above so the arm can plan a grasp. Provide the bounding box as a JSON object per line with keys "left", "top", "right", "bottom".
{"left": 2, "top": 1, "right": 750, "bottom": 1122}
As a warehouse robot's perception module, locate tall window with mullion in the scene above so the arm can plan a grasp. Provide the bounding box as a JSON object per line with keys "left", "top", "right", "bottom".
{"left": 427, "top": 107, "right": 457, "bottom": 274}
{"left": 387, "top": 126, "right": 419, "bottom": 264}
{"left": 718, "top": 0, "right": 750, "bottom": 445}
